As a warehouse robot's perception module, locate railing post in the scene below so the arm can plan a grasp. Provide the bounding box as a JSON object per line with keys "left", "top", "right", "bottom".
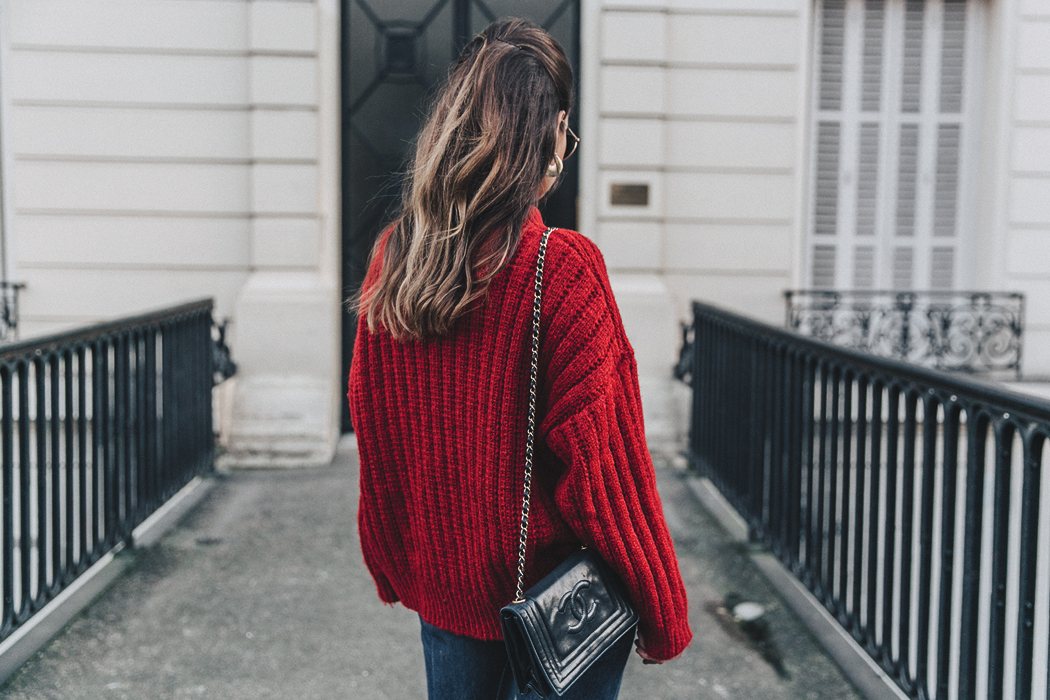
{"left": 17, "top": 360, "right": 31, "bottom": 623}
{"left": 202, "top": 311, "right": 215, "bottom": 475}
{"left": 62, "top": 349, "right": 75, "bottom": 585}
{"left": 895, "top": 389, "right": 918, "bottom": 690}
{"left": 1, "top": 365, "right": 13, "bottom": 637}
{"left": 849, "top": 374, "right": 867, "bottom": 638}
{"left": 958, "top": 412, "right": 988, "bottom": 700}
{"left": 837, "top": 367, "right": 853, "bottom": 628}
{"left": 144, "top": 328, "right": 158, "bottom": 520}
{"left": 76, "top": 345, "right": 88, "bottom": 572}
{"left": 935, "top": 401, "right": 961, "bottom": 700}
{"left": 49, "top": 352, "right": 61, "bottom": 599}
{"left": 864, "top": 380, "right": 883, "bottom": 656}
{"left": 1014, "top": 431, "right": 1043, "bottom": 700}
{"left": 34, "top": 352, "right": 49, "bottom": 609}
{"left": 879, "top": 383, "right": 900, "bottom": 674}
{"left": 914, "top": 391, "right": 940, "bottom": 700}
{"left": 802, "top": 356, "right": 817, "bottom": 583}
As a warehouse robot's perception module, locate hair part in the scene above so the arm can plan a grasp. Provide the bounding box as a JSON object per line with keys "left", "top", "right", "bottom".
{"left": 358, "top": 18, "right": 573, "bottom": 340}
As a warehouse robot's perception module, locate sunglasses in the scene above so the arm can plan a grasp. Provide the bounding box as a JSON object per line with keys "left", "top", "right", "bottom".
{"left": 563, "top": 125, "right": 580, "bottom": 161}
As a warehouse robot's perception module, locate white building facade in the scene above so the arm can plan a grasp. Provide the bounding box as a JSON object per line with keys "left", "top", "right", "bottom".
{"left": 1, "top": 0, "right": 1048, "bottom": 465}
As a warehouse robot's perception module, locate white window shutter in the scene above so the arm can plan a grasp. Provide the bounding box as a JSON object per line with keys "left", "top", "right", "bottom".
{"left": 931, "top": 247, "right": 954, "bottom": 289}
{"left": 861, "top": 0, "right": 885, "bottom": 112}
{"left": 813, "top": 245, "right": 838, "bottom": 288}
{"left": 856, "top": 123, "right": 880, "bottom": 237}
{"left": 854, "top": 245, "right": 876, "bottom": 287}
{"left": 895, "top": 123, "right": 920, "bottom": 238}
{"left": 939, "top": 0, "right": 966, "bottom": 113}
{"left": 820, "top": 0, "right": 847, "bottom": 111}
{"left": 815, "top": 122, "right": 842, "bottom": 236}
{"left": 934, "top": 124, "right": 961, "bottom": 239}
{"left": 901, "top": 0, "right": 925, "bottom": 113}
{"left": 806, "top": 0, "right": 979, "bottom": 290}
{"left": 893, "top": 246, "right": 914, "bottom": 289}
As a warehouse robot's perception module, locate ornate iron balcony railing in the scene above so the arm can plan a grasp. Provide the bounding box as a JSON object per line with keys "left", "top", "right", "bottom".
{"left": 0, "top": 282, "right": 25, "bottom": 344}
{"left": 784, "top": 290, "right": 1024, "bottom": 380}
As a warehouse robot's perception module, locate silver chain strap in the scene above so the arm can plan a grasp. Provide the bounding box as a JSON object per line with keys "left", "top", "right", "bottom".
{"left": 512, "top": 226, "right": 553, "bottom": 604}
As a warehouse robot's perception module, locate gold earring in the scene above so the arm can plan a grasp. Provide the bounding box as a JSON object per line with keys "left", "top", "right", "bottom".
{"left": 547, "top": 154, "right": 563, "bottom": 178}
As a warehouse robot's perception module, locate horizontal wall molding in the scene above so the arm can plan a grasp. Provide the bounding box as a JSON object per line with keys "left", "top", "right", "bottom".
{"left": 1003, "top": 273, "right": 1050, "bottom": 282}
{"left": 662, "top": 267, "right": 790, "bottom": 276}
{"left": 13, "top": 100, "right": 318, "bottom": 113}
{"left": 598, "top": 216, "right": 793, "bottom": 226}
{"left": 599, "top": 112, "right": 795, "bottom": 124}
{"left": 15, "top": 209, "right": 317, "bottom": 220}
{"left": 14, "top": 155, "right": 318, "bottom": 167}
{"left": 598, "top": 266, "right": 790, "bottom": 277}
{"left": 19, "top": 262, "right": 323, "bottom": 274}
{"left": 18, "top": 268, "right": 249, "bottom": 319}
{"left": 1006, "top": 222, "right": 1050, "bottom": 230}
{"left": 12, "top": 45, "right": 317, "bottom": 59}
{"left": 599, "top": 164, "right": 794, "bottom": 175}
{"left": 665, "top": 9, "right": 798, "bottom": 17}
{"left": 600, "top": 60, "right": 797, "bottom": 71}
{"left": 18, "top": 262, "right": 254, "bottom": 273}
{"left": 18, "top": 315, "right": 104, "bottom": 324}
{"left": 18, "top": 215, "right": 249, "bottom": 267}
{"left": 602, "top": 6, "right": 798, "bottom": 18}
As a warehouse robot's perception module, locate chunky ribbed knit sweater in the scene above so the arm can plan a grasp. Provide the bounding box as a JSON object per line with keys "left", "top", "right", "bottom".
{"left": 348, "top": 208, "right": 692, "bottom": 661}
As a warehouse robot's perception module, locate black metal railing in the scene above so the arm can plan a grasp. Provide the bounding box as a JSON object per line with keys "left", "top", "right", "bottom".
{"left": 0, "top": 299, "right": 215, "bottom": 643}
{"left": 686, "top": 301, "right": 1050, "bottom": 700}
{"left": 785, "top": 290, "right": 1025, "bottom": 380}
{"left": 0, "top": 283, "right": 25, "bottom": 344}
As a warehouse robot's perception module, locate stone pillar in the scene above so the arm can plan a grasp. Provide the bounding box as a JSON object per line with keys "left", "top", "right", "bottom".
{"left": 583, "top": 3, "right": 684, "bottom": 447}
{"left": 222, "top": 0, "right": 340, "bottom": 467}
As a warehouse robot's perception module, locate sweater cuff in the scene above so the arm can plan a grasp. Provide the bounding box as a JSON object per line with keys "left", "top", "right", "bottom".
{"left": 640, "top": 618, "right": 693, "bottom": 662}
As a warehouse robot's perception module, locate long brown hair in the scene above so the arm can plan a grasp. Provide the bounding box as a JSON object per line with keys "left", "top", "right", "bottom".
{"left": 358, "top": 18, "right": 573, "bottom": 340}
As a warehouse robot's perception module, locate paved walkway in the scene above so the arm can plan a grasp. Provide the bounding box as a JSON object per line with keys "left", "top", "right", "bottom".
{"left": 1, "top": 438, "right": 862, "bottom": 700}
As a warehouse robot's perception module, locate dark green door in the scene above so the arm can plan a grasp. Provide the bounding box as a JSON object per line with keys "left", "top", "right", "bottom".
{"left": 340, "top": 0, "right": 581, "bottom": 431}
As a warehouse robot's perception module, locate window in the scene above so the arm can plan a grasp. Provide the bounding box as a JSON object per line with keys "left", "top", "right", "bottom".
{"left": 806, "top": 0, "right": 981, "bottom": 290}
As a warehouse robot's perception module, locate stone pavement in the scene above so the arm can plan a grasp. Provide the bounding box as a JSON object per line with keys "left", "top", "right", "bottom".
{"left": 1, "top": 437, "right": 863, "bottom": 700}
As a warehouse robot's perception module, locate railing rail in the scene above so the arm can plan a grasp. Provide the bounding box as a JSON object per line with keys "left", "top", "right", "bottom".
{"left": 687, "top": 301, "right": 1050, "bottom": 700}
{"left": 0, "top": 299, "right": 214, "bottom": 643}
{"left": 785, "top": 290, "right": 1025, "bottom": 380}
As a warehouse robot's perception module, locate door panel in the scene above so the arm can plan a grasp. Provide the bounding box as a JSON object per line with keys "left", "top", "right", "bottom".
{"left": 340, "top": 0, "right": 581, "bottom": 431}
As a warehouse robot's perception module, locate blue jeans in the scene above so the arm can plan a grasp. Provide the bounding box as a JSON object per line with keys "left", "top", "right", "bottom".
{"left": 419, "top": 617, "right": 633, "bottom": 700}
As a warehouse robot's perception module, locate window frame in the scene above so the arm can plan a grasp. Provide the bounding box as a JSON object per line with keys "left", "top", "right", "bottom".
{"left": 803, "top": 0, "right": 986, "bottom": 291}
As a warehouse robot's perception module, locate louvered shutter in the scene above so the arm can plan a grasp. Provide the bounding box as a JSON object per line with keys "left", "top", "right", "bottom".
{"left": 807, "top": 0, "right": 979, "bottom": 290}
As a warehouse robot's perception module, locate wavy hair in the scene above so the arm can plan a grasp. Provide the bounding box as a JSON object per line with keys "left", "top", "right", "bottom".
{"left": 358, "top": 18, "right": 573, "bottom": 340}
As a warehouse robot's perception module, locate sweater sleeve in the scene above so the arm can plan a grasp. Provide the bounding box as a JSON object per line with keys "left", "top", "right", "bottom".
{"left": 349, "top": 308, "right": 400, "bottom": 606}
{"left": 540, "top": 236, "right": 693, "bottom": 661}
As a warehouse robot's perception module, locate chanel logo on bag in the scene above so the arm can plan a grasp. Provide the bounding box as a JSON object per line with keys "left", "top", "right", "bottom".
{"left": 557, "top": 580, "right": 597, "bottom": 633}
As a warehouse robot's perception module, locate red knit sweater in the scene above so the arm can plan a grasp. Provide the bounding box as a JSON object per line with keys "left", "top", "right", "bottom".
{"left": 348, "top": 208, "right": 692, "bottom": 661}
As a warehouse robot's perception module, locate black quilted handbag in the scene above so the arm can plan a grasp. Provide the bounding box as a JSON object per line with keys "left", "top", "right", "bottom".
{"left": 499, "top": 228, "right": 639, "bottom": 698}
